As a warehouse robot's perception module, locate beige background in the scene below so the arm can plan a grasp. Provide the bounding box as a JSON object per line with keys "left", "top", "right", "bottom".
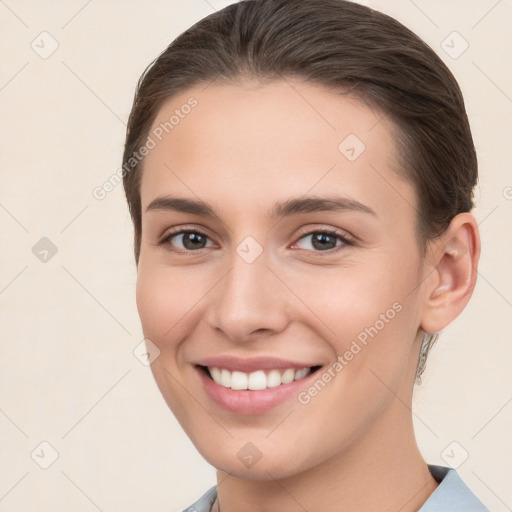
{"left": 1, "top": 0, "right": 511, "bottom": 510}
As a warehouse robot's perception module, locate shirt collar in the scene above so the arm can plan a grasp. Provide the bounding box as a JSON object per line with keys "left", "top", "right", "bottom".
{"left": 419, "top": 465, "right": 489, "bottom": 511}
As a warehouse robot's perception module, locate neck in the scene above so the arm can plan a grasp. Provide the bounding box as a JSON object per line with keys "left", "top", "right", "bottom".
{"left": 214, "top": 395, "right": 438, "bottom": 511}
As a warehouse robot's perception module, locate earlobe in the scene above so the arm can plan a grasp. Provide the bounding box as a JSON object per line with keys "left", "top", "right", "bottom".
{"left": 420, "top": 213, "right": 480, "bottom": 334}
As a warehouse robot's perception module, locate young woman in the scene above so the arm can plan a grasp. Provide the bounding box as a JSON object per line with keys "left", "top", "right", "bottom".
{"left": 122, "top": 0, "right": 489, "bottom": 510}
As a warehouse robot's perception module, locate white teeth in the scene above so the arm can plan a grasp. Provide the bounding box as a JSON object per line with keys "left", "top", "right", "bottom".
{"left": 267, "top": 369, "right": 282, "bottom": 388}
{"left": 281, "top": 368, "right": 295, "bottom": 384}
{"left": 231, "top": 371, "right": 248, "bottom": 390}
{"left": 210, "top": 367, "right": 222, "bottom": 383}
{"left": 207, "top": 366, "right": 313, "bottom": 390}
{"left": 295, "top": 368, "right": 309, "bottom": 380}
{"left": 220, "top": 369, "right": 231, "bottom": 388}
{"left": 248, "top": 370, "right": 267, "bottom": 390}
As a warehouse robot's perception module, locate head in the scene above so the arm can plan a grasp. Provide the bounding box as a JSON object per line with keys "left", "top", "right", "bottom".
{"left": 122, "top": 0, "right": 479, "bottom": 479}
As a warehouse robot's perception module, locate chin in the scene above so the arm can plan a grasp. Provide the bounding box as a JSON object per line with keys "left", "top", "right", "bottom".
{"left": 193, "top": 437, "right": 321, "bottom": 482}
{"left": 208, "top": 456, "right": 303, "bottom": 481}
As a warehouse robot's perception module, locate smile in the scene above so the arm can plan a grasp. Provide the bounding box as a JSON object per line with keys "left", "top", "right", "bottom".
{"left": 194, "top": 356, "right": 324, "bottom": 413}
{"left": 206, "top": 366, "right": 314, "bottom": 390}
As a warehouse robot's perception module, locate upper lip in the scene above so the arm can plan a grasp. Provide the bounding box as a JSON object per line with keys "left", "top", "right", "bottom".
{"left": 195, "top": 356, "right": 321, "bottom": 373}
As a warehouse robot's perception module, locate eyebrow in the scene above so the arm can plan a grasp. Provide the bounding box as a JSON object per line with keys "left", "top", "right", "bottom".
{"left": 144, "top": 194, "right": 377, "bottom": 220}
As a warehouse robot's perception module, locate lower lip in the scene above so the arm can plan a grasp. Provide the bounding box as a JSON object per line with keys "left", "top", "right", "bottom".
{"left": 195, "top": 366, "right": 320, "bottom": 414}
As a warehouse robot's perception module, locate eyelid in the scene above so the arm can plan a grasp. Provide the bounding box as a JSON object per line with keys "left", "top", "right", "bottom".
{"left": 160, "top": 223, "right": 213, "bottom": 238}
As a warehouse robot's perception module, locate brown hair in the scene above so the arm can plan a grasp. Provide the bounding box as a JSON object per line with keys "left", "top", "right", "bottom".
{"left": 122, "top": 0, "right": 477, "bottom": 380}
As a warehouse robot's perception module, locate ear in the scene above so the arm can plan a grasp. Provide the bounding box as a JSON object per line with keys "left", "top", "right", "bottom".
{"left": 420, "top": 212, "right": 481, "bottom": 334}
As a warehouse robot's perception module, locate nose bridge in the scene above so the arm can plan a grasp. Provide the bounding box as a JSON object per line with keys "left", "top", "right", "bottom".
{"left": 207, "top": 243, "right": 289, "bottom": 340}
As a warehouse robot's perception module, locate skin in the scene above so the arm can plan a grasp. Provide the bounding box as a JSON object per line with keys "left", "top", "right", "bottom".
{"left": 135, "top": 79, "right": 480, "bottom": 512}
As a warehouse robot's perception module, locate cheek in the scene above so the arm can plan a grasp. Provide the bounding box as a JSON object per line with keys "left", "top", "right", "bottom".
{"left": 283, "top": 258, "right": 409, "bottom": 339}
{"left": 295, "top": 254, "right": 420, "bottom": 376}
{"left": 135, "top": 264, "right": 202, "bottom": 346}
{"left": 135, "top": 265, "right": 199, "bottom": 424}
{"left": 135, "top": 268, "right": 172, "bottom": 342}
{"left": 287, "top": 265, "right": 420, "bottom": 456}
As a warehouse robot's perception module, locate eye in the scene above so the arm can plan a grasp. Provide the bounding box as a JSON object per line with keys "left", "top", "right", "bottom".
{"left": 159, "top": 227, "right": 354, "bottom": 254}
{"left": 160, "top": 229, "right": 215, "bottom": 252}
{"left": 292, "top": 229, "right": 353, "bottom": 252}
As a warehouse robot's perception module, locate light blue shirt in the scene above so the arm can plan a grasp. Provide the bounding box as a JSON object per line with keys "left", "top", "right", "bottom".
{"left": 181, "top": 465, "right": 489, "bottom": 511}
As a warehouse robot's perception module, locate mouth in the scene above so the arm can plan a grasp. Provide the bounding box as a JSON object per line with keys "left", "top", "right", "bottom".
{"left": 193, "top": 356, "right": 326, "bottom": 414}
{"left": 196, "top": 364, "right": 323, "bottom": 390}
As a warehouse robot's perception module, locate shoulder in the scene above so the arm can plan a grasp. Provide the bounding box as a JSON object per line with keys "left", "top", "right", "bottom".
{"left": 420, "top": 465, "right": 490, "bottom": 511}
{"left": 181, "top": 485, "right": 217, "bottom": 512}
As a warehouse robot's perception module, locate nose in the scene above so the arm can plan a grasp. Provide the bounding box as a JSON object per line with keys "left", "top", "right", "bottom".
{"left": 205, "top": 247, "right": 291, "bottom": 343}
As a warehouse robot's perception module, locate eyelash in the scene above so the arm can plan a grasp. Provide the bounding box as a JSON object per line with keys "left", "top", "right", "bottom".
{"left": 158, "top": 226, "right": 355, "bottom": 255}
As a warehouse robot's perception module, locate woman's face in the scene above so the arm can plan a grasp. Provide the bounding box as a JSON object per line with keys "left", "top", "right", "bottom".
{"left": 136, "top": 79, "right": 429, "bottom": 479}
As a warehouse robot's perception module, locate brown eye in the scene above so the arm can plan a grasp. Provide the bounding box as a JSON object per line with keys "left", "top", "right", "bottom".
{"left": 163, "top": 230, "right": 213, "bottom": 252}
{"left": 293, "top": 229, "right": 353, "bottom": 252}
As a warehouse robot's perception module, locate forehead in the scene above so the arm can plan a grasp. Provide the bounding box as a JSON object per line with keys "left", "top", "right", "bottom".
{"left": 139, "top": 79, "right": 413, "bottom": 223}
